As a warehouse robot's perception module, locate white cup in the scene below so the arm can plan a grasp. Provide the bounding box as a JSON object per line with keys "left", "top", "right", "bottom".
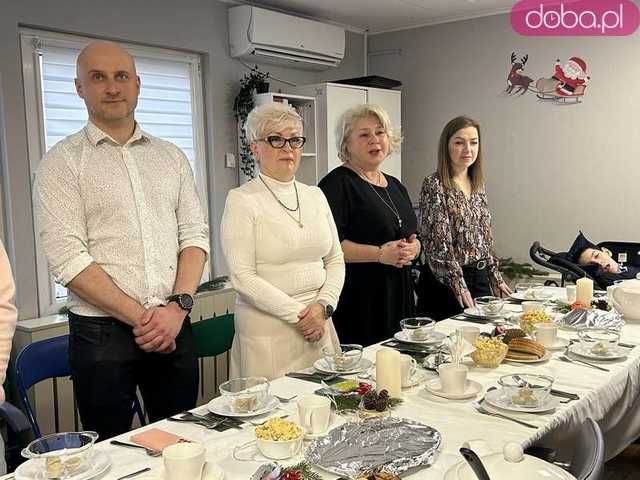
{"left": 163, "top": 443, "right": 205, "bottom": 480}
{"left": 399, "top": 354, "right": 418, "bottom": 387}
{"left": 437, "top": 363, "right": 468, "bottom": 394}
{"left": 297, "top": 395, "right": 331, "bottom": 435}
{"left": 522, "top": 301, "right": 543, "bottom": 313}
{"left": 457, "top": 326, "right": 480, "bottom": 345}
{"left": 534, "top": 323, "right": 558, "bottom": 348}
{"left": 566, "top": 285, "right": 577, "bottom": 303}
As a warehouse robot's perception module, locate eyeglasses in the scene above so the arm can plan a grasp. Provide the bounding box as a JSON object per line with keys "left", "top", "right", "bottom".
{"left": 258, "top": 135, "right": 306, "bottom": 149}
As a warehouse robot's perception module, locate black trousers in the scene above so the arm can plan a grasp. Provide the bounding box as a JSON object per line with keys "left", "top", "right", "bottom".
{"left": 68, "top": 312, "right": 199, "bottom": 440}
{"left": 416, "top": 262, "right": 492, "bottom": 320}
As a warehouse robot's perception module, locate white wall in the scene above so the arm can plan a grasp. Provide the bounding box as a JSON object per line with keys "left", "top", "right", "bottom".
{"left": 368, "top": 14, "right": 640, "bottom": 265}
{"left": 0, "top": 0, "right": 364, "bottom": 319}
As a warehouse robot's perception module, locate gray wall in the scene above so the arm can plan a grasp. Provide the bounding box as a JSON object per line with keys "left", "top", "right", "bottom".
{"left": 0, "top": 0, "right": 364, "bottom": 319}
{"left": 369, "top": 14, "right": 640, "bottom": 265}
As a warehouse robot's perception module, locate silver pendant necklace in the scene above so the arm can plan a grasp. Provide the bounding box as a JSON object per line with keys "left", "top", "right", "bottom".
{"left": 259, "top": 175, "right": 303, "bottom": 228}
{"left": 350, "top": 165, "right": 402, "bottom": 228}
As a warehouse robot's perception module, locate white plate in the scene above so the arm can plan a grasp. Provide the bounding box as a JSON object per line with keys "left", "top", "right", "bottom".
{"left": 393, "top": 330, "right": 447, "bottom": 345}
{"left": 510, "top": 290, "right": 556, "bottom": 302}
{"left": 424, "top": 379, "right": 482, "bottom": 400}
{"left": 16, "top": 451, "right": 110, "bottom": 480}
{"left": 207, "top": 394, "right": 280, "bottom": 418}
{"left": 372, "top": 370, "right": 428, "bottom": 389}
{"left": 505, "top": 350, "right": 552, "bottom": 364}
{"left": 568, "top": 343, "right": 629, "bottom": 361}
{"left": 484, "top": 388, "right": 560, "bottom": 413}
{"left": 463, "top": 307, "right": 505, "bottom": 320}
{"left": 313, "top": 357, "right": 373, "bottom": 375}
{"left": 133, "top": 462, "right": 224, "bottom": 480}
{"left": 542, "top": 337, "right": 571, "bottom": 351}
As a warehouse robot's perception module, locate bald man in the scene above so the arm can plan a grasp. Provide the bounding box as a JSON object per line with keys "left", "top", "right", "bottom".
{"left": 34, "top": 41, "right": 210, "bottom": 439}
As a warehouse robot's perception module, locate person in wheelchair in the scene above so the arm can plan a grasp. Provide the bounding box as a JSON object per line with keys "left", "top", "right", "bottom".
{"left": 568, "top": 231, "right": 640, "bottom": 288}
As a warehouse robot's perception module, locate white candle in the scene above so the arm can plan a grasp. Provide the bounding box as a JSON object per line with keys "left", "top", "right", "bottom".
{"left": 376, "top": 348, "right": 401, "bottom": 397}
{"left": 576, "top": 277, "right": 594, "bottom": 305}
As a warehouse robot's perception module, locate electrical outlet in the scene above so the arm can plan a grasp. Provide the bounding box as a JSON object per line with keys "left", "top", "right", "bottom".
{"left": 225, "top": 153, "right": 236, "bottom": 168}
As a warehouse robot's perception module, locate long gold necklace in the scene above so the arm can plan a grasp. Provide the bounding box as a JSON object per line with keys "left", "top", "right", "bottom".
{"left": 349, "top": 164, "right": 402, "bottom": 228}
{"left": 259, "top": 175, "right": 303, "bottom": 228}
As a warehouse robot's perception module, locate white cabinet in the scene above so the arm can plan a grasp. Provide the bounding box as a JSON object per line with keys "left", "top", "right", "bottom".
{"left": 252, "top": 92, "right": 318, "bottom": 185}
{"left": 292, "top": 83, "right": 402, "bottom": 182}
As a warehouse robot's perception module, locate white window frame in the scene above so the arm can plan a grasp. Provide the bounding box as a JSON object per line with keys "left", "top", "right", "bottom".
{"left": 20, "top": 29, "right": 210, "bottom": 316}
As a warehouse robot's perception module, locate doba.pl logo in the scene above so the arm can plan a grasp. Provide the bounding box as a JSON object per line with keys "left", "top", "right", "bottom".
{"left": 511, "top": 0, "right": 640, "bottom": 36}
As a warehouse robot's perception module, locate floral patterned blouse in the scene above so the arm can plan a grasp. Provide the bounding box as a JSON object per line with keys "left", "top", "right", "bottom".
{"left": 419, "top": 173, "right": 503, "bottom": 297}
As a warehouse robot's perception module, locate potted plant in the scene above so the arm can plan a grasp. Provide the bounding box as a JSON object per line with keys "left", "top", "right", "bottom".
{"left": 233, "top": 66, "right": 270, "bottom": 182}
{"left": 499, "top": 257, "right": 549, "bottom": 286}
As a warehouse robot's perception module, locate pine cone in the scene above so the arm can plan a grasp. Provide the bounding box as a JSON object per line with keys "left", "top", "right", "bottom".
{"left": 374, "top": 395, "right": 389, "bottom": 412}
{"left": 363, "top": 391, "right": 378, "bottom": 410}
{"left": 378, "top": 389, "right": 389, "bottom": 399}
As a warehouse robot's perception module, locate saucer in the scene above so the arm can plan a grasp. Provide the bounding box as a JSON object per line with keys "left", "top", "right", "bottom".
{"left": 16, "top": 451, "right": 111, "bottom": 480}
{"left": 424, "top": 378, "right": 482, "bottom": 400}
{"left": 484, "top": 388, "right": 559, "bottom": 413}
{"left": 542, "top": 337, "right": 570, "bottom": 351}
{"left": 134, "top": 462, "right": 224, "bottom": 480}
{"left": 568, "top": 343, "right": 629, "bottom": 361}
{"left": 372, "top": 370, "right": 428, "bottom": 389}
{"left": 207, "top": 395, "right": 279, "bottom": 418}
{"left": 394, "top": 330, "right": 447, "bottom": 345}
{"left": 463, "top": 307, "right": 504, "bottom": 320}
{"left": 505, "top": 350, "right": 552, "bottom": 364}
{"left": 314, "top": 357, "right": 373, "bottom": 375}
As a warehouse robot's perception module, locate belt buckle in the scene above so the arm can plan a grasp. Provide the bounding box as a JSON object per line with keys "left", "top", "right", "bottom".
{"left": 476, "top": 260, "right": 487, "bottom": 270}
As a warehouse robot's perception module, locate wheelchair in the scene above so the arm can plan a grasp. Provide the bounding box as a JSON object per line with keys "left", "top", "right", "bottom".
{"left": 529, "top": 240, "right": 640, "bottom": 290}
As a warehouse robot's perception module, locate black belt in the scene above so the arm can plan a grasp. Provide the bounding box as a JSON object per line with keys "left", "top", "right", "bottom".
{"left": 464, "top": 259, "right": 489, "bottom": 271}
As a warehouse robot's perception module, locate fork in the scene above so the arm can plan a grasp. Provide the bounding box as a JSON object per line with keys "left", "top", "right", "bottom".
{"left": 558, "top": 355, "right": 610, "bottom": 372}
{"left": 473, "top": 403, "right": 538, "bottom": 429}
{"left": 248, "top": 414, "right": 290, "bottom": 426}
{"left": 110, "top": 440, "right": 162, "bottom": 457}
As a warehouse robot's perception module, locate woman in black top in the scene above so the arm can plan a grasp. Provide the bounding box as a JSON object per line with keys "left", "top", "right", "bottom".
{"left": 319, "top": 104, "right": 419, "bottom": 346}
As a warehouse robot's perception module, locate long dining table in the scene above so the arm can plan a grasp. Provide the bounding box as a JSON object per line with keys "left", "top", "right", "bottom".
{"left": 7, "top": 288, "right": 640, "bottom": 479}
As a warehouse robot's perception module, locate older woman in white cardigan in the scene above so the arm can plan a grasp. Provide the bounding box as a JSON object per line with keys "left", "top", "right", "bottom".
{"left": 0, "top": 241, "right": 17, "bottom": 474}
{"left": 221, "top": 102, "right": 345, "bottom": 380}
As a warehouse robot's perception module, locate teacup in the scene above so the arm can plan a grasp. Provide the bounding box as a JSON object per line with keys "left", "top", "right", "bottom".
{"left": 437, "top": 363, "right": 468, "bottom": 394}
{"left": 163, "top": 443, "right": 205, "bottom": 480}
{"left": 400, "top": 354, "right": 418, "bottom": 387}
{"left": 566, "top": 285, "right": 577, "bottom": 303}
{"left": 534, "top": 323, "right": 558, "bottom": 348}
{"left": 297, "top": 395, "right": 331, "bottom": 435}
{"left": 457, "top": 326, "right": 480, "bottom": 345}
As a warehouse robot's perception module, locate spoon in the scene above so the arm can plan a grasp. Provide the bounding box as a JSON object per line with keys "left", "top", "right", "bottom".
{"left": 460, "top": 447, "right": 491, "bottom": 480}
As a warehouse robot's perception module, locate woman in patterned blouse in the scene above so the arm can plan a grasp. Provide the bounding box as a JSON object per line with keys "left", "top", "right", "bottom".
{"left": 417, "top": 115, "right": 511, "bottom": 319}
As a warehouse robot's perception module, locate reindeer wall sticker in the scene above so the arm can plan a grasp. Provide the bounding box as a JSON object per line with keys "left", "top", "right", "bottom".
{"left": 505, "top": 52, "right": 590, "bottom": 104}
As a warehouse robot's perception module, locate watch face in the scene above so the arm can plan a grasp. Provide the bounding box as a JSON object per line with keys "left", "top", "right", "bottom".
{"left": 325, "top": 304, "right": 334, "bottom": 318}
{"left": 179, "top": 294, "right": 194, "bottom": 310}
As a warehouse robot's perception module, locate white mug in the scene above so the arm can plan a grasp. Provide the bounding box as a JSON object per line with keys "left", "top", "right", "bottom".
{"left": 437, "top": 363, "right": 468, "bottom": 394}
{"left": 163, "top": 443, "right": 205, "bottom": 480}
{"left": 522, "top": 301, "right": 543, "bottom": 313}
{"left": 457, "top": 326, "right": 480, "bottom": 345}
{"left": 399, "top": 354, "right": 417, "bottom": 387}
{"left": 297, "top": 395, "right": 331, "bottom": 435}
{"left": 566, "top": 285, "right": 577, "bottom": 303}
{"left": 534, "top": 323, "right": 558, "bottom": 348}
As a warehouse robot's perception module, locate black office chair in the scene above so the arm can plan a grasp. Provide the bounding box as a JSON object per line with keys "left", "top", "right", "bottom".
{"left": 569, "top": 418, "right": 605, "bottom": 480}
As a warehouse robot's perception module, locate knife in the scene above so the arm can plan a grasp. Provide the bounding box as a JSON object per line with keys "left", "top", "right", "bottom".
{"left": 285, "top": 372, "right": 345, "bottom": 384}
{"left": 116, "top": 468, "right": 151, "bottom": 480}
{"left": 550, "top": 389, "right": 580, "bottom": 400}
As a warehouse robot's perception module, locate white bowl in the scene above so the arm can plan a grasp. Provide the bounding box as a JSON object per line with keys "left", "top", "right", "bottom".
{"left": 256, "top": 436, "right": 302, "bottom": 460}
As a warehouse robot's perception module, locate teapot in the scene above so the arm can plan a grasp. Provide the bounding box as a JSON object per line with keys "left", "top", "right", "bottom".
{"left": 610, "top": 279, "right": 640, "bottom": 322}
{"left": 445, "top": 439, "right": 576, "bottom": 480}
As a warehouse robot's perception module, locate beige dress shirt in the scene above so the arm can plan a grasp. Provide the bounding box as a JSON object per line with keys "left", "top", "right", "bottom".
{"left": 0, "top": 241, "right": 17, "bottom": 403}
{"left": 34, "top": 122, "right": 209, "bottom": 316}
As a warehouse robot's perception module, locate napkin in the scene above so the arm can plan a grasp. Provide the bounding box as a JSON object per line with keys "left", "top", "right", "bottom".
{"left": 130, "top": 428, "right": 187, "bottom": 452}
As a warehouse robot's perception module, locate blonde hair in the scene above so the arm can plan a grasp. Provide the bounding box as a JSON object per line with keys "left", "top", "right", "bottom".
{"left": 437, "top": 115, "right": 485, "bottom": 193}
{"left": 335, "top": 104, "right": 402, "bottom": 163}
{"left": 244, "top": 102, "right": 303, "bottom": 142}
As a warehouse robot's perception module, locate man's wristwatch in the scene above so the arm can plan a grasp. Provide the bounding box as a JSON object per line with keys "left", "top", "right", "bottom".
{"left": 166, "top": 293, "right": 194, "bottom": 313}
{"left": 318, "top": 300, "right": 334, "bottom": 319}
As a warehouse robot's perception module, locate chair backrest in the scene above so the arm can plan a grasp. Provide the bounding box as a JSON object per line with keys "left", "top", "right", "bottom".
{"left": 192, "top": 313, "right": 235, "bottom": 358}
{"left": 598, "top": 241, "right": 640, "bottom": 269}
{"left": 570, "top": 418, "right": 605, "bottom": 480}
{"left": 15, "top": 335, "right": 70, "bottom": 438}
{"left": 529, "top": 241, "right": 592, "bottom": 285}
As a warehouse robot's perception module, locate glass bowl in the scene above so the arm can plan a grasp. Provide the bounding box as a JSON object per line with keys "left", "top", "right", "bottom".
{"left": 400, "top": 317, "right": 435, "bottom": 341}
{"left": 321, "top": 344, "right": 363, "bottom": 371}
{"left": 515, "top": 282, "right": 543, "bottom": 299}
{"left": 578, "top": 328, "right": 620, "bottom": 356}
{"left": 219, "top": 377, "right": 270, "bottom": 413}
{"left": 474, "top": 296, "right": 505, "bottom": 316}
{"left": 470, "top": 337, "right": 508, "bottom": 368}
{"left": 498, "top": 374, "right": 553, "bottom": 408}
{"left": 21, "top": 431, "right": 99, "bottom": 479}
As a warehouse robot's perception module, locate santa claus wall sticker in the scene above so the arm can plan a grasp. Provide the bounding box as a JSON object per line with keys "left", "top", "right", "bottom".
{"left": 505, "top": 52, "right": 590, "bottom": 104}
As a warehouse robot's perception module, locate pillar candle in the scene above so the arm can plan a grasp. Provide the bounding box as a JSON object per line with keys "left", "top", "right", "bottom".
{"left": 576, "top": 277, "right": 593, "bottom": 305}
{"left": 376, "top": 348, "right": 401, "bottom": 397}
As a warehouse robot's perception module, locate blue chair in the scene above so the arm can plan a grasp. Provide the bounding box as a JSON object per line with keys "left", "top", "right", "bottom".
{"left": 15, "top": 335, "right": 145, "bottom": 437}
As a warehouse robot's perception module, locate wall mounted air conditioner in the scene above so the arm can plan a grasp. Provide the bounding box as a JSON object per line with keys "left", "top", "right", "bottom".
{"left": 228, "top": 5, "right": 345, "bottom": 70}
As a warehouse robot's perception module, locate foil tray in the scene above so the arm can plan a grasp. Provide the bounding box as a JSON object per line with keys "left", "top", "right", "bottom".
{"left": 305, "top": 416, "right": 441, "bottom": 477}
{"left": 557, "top": 308, "right": 625, "bottom": 331}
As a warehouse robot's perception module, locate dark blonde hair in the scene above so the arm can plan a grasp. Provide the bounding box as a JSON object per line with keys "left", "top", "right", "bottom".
{"left": 437, "top": 115, "right": 484, "bottom": 193}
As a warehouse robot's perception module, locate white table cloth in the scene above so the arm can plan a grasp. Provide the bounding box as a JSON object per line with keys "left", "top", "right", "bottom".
{"left": 7, "top": 289, "right": 640, "bottom": 479}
